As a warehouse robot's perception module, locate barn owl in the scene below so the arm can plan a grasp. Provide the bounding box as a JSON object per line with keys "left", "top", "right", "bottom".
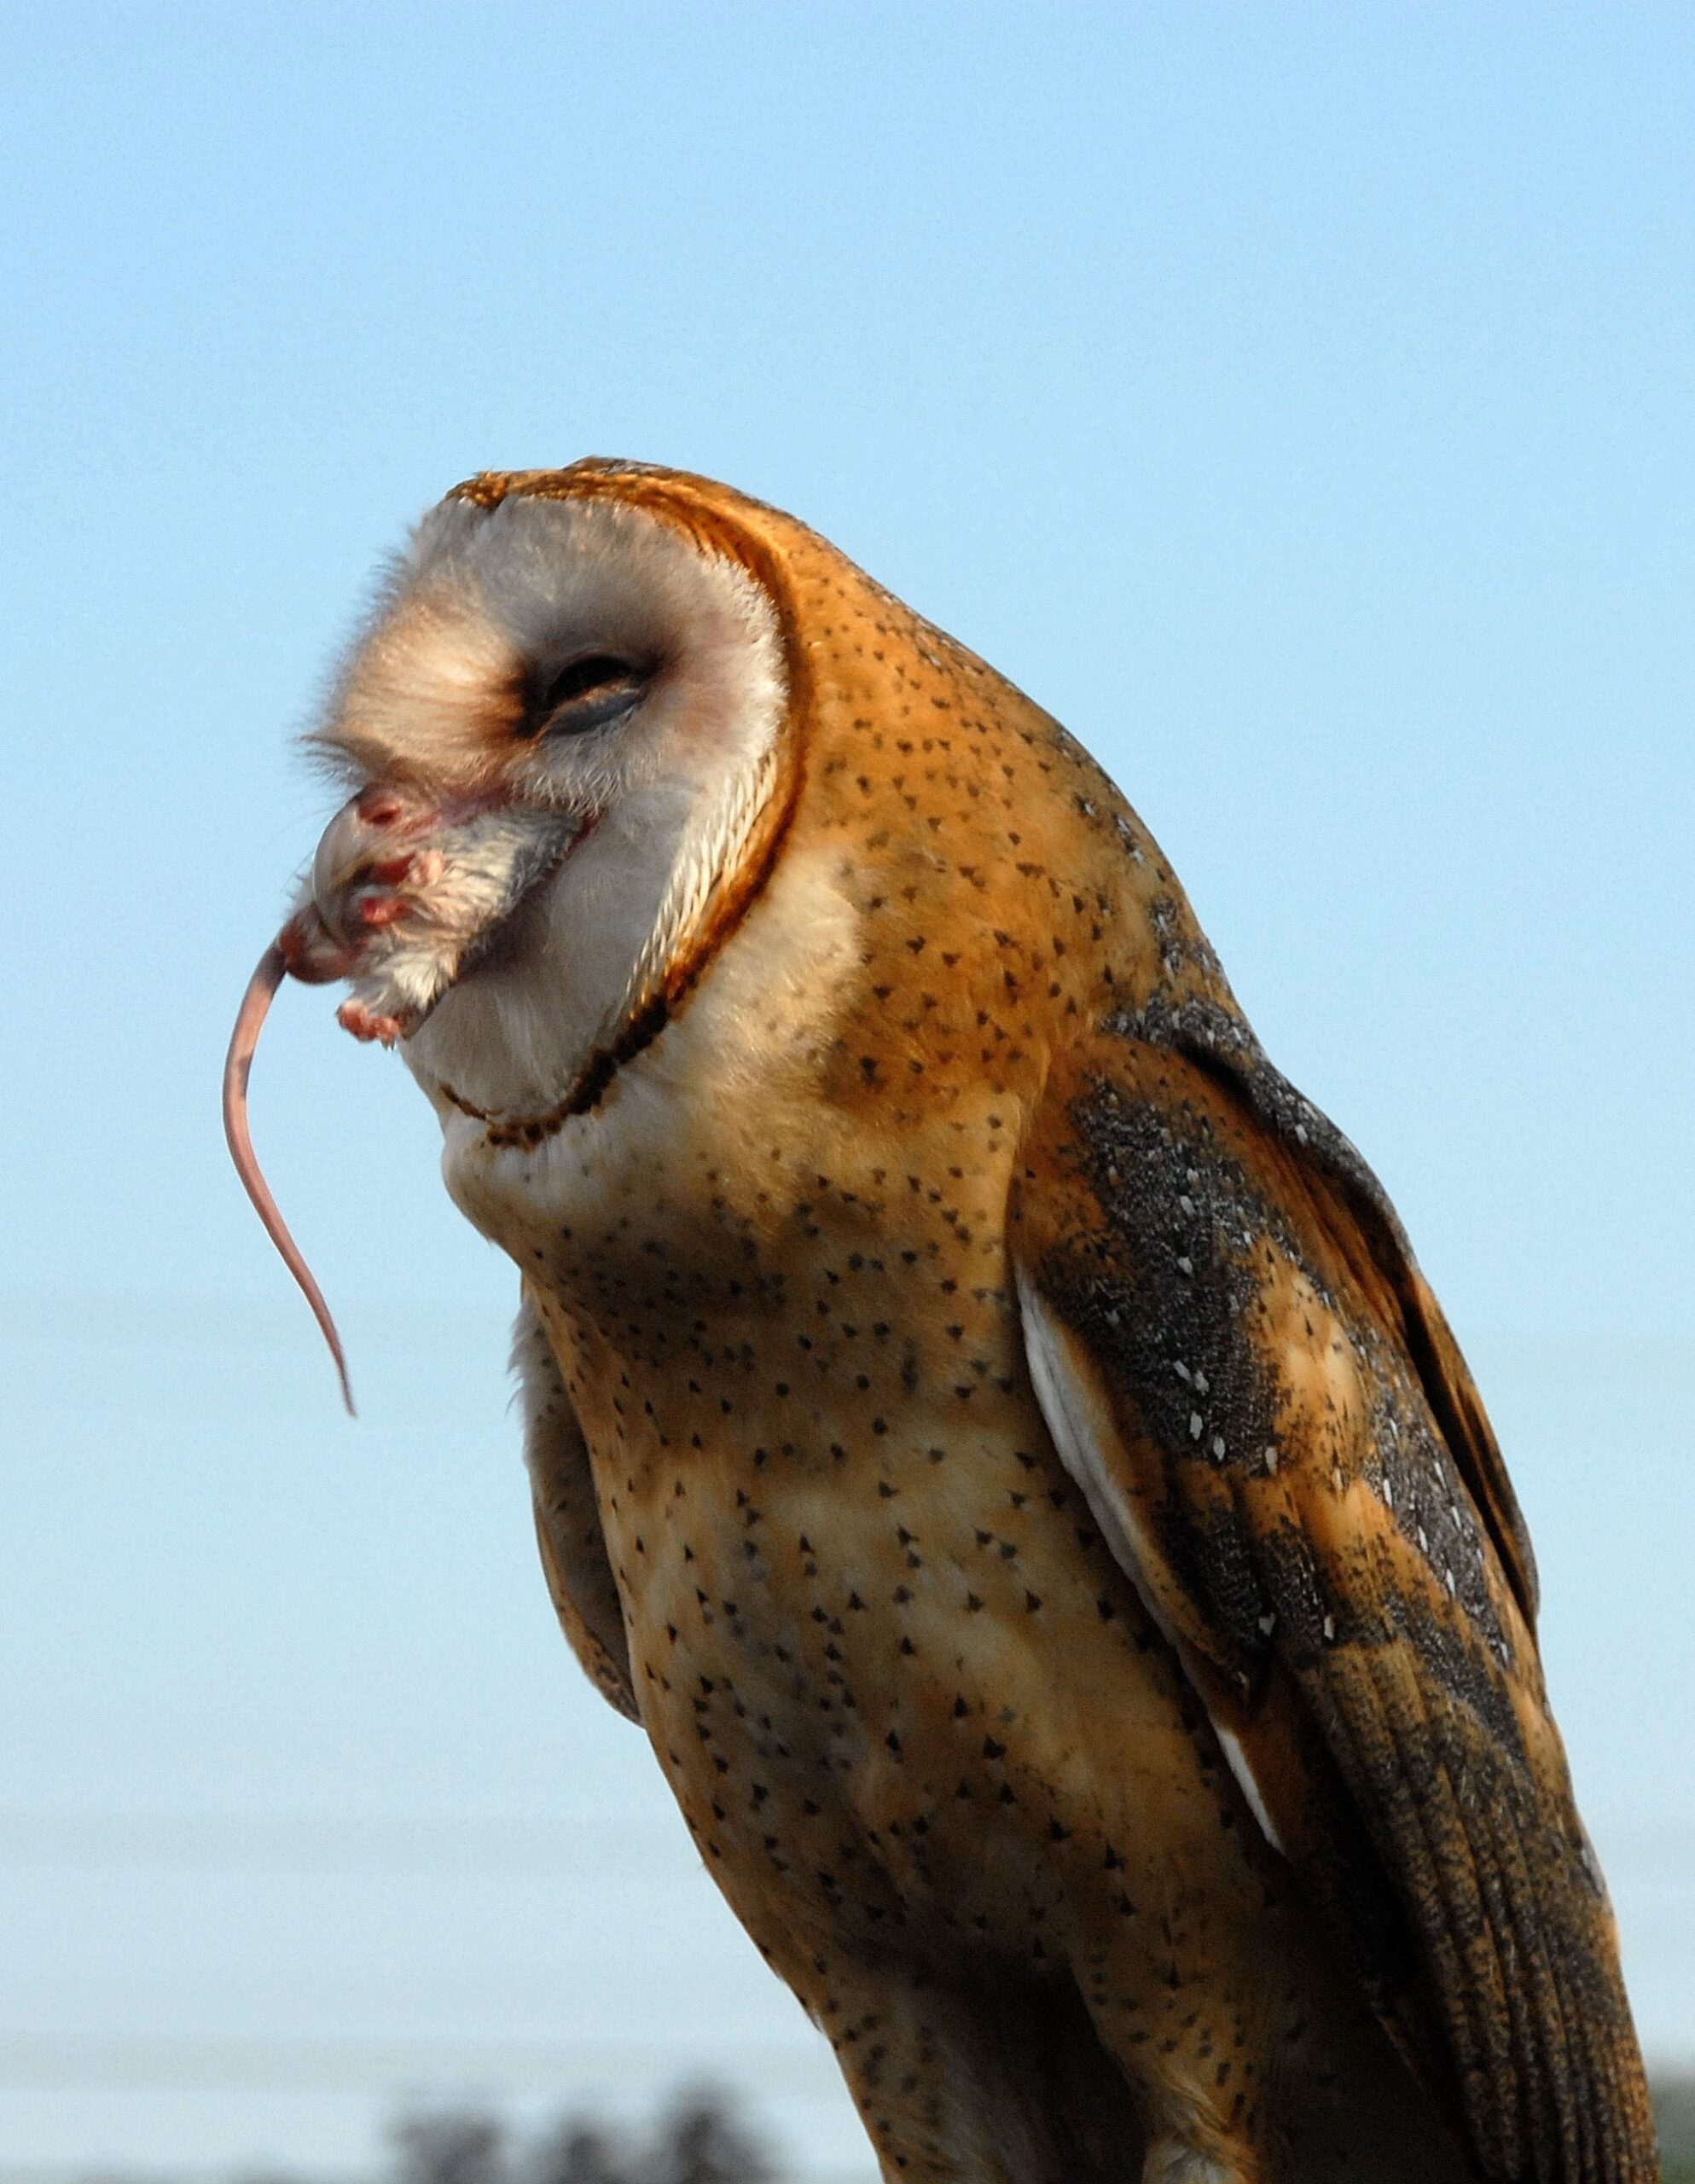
{"left": 229, "top": 462, "right": 1657, "bottom": 2184}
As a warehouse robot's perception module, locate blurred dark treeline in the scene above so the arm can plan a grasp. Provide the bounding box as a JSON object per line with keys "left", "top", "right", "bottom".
{"left": 41, "top": 2077, "right": 1695, "bottom": 2184}
{"left": 1659, "top": 2077, "right": 1695, "bottom": 2184}
{"left": 381, "top": 2081, "right": 1695, "bottom": 2184}
{"left": 389, "top": 2088, "right": 775, "bottom": 2184}
{"left": 378, "top": 2079, "right": 1695, "bottom": 2184}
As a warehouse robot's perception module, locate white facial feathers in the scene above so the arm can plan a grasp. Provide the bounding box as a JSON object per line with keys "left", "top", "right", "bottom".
{"left": 307, "top": 491, "right": 790, "bottom": 1119}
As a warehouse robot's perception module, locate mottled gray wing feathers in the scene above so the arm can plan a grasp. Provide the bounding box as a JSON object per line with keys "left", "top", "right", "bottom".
{"left": 1107, "top": 986, "right": 1541, "bottom": 1629}
{"left": 1010, "top": 1033, "right": 1657, "bottom": 2184}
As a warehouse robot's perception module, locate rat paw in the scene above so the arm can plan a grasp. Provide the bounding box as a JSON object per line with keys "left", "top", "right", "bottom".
{"left": 336, "top": 997, "right": 411, "bottom": 1046}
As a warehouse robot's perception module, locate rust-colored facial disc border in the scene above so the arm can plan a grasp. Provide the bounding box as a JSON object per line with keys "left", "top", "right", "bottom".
{"left": 432, "top": 461, "right": 810, "bottom": 1147}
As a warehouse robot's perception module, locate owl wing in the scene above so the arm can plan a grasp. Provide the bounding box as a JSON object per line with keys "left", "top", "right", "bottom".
{"left": 1008, "top": 1030, "right": 1656, "bottom": 2184}
{"left": 514, "top": 1294, "right": 637, "bottom": 1722}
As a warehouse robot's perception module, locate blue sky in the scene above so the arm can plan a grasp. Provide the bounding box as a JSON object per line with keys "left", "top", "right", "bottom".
{"left": 3, "top": 5, "right": 1692, "bottom": 2172}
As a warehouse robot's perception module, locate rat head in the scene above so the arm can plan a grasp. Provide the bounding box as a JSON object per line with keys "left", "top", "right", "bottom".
{"left": 287, "top": 468, "right": 795, "bottom": 1112}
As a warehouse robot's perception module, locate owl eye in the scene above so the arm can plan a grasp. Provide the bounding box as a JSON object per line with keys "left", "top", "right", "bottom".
{"left": 525, "top": 653, "right": 649, "bottom": 737}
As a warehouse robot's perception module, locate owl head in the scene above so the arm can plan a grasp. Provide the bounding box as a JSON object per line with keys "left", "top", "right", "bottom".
{"left": 287, "top": 462, "right": 813, "bottom": 1121}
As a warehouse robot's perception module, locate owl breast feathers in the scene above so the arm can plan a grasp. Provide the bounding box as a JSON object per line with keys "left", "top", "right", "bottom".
{"left": 268, "top": 462, "right": 1657, "bottom": 2184}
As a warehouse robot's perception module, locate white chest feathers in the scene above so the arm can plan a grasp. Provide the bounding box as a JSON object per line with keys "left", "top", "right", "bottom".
{"left": 428, "top": 837, "right": 863, "bottom": 1271}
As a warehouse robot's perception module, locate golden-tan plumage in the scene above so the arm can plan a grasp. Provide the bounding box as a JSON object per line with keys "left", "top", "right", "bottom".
{"left": 241, "top": 462, "right": 1657, "bottom": 2184}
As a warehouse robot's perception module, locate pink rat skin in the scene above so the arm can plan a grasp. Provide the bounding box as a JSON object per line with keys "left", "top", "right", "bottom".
{"left": 222, "top": 781, "right": 474, "bottom": 1414}
{"left": 222, "top": 939, "right": 357, "bottom": 1414}
{"left": 223, "top": 774, "right": 578, "bottom": 1411}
